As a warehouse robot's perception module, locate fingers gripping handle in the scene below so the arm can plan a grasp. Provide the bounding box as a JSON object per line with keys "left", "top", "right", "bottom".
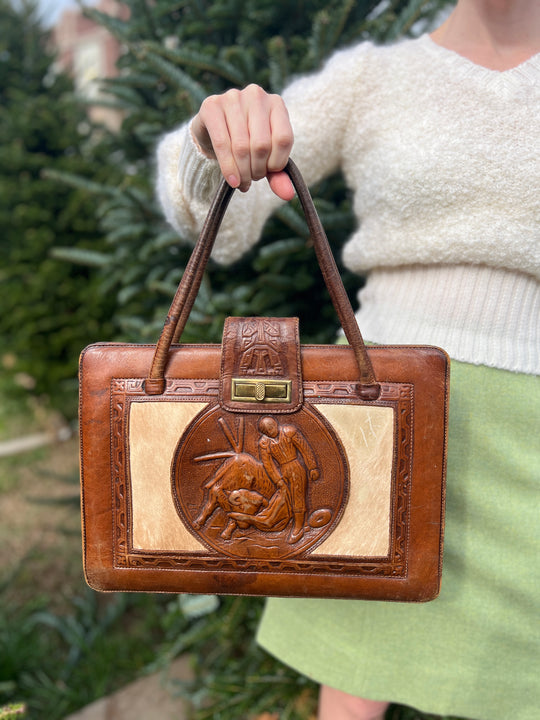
{"left": 145, "top": 159, "right": 379, "bottom": 396}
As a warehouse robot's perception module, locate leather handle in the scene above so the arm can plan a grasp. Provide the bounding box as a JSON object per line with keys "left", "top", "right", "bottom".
{"left": 145, "top": 159, "right": 379, "bottom": 396}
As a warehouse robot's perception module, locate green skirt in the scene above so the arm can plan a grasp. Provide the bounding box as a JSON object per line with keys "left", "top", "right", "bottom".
{"left": 257, "top": 362, "right": 539, "bottom": 720}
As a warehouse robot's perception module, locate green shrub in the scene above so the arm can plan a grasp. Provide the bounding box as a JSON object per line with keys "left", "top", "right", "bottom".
{"left": 0, "top": 0, "right": 117, "bottom": 418}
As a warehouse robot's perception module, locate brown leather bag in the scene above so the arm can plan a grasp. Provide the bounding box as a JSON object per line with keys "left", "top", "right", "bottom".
{"left": 79, "top": 160, "right": 449, "bottom": 601}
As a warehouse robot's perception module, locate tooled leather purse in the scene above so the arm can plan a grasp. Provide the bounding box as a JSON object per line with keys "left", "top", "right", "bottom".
{"left": 79, "top": 160, "right": 449, "bottom": 602}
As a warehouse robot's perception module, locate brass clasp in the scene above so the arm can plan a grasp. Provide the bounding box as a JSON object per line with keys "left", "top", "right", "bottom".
{"left": 231, "top": 378, "right": 292, "bottom": 403}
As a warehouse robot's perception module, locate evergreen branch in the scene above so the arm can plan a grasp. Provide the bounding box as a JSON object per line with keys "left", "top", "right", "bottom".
{"left": 267, "top": 35, "right": 289, "bottom": 93}
{"left": 140, "top": 40, "right": 246, "bottom": 86}
{"left": 387, "top": 0, "right": 432, "bottom": 39}
{"left": 49, "top": 247, "right": 111, "bottom": 267}
{"left": 256, "top": 238, "right": 307, "bottom": 263}
{"left": 104, "top": 223, "right": 147, "bottom": 244}
{"left": 118, "top": 283, "right": 144, "bottom": 305}
{"left": 134, "top": 0, "right": 159, "bottom": 40}
{"left": 91, "top": 81, "right": 144, "bottom": 108}
{"left": 275, "top": 204, "right": 310, "bottom": 239}
{"left": 75, "top": 97, "right": 128, "bottom": 113}
{"left": 132, "top": 122, "right": 167, "bottom": 144}
{"left": 307, "top": 0, "right": 356, "bottom": 69}
{"left": 326, "top": 0, "right": 357, "bottom": 51}
{"left": 148, "top": 0, "right": 193, "bottom": 22}
{"left": 147, "top": 279, "right": 179, "bottom": 296}
{"left": 82, "top": 7, "right": 130, "bottom": 42}
{"left": 41, "top": 169, "right": 120, "bottom": 198}
{"left": 100, "top": 72, "right": 164, "bottom": 90}
{"left": 146, "top": 229, "right": 183, "bottom": 250}
{"left": 221, "top": 45, "right": 256, "bottom": 83}
{"left": 134, "top": 46, "right": 207, "bottom": 106}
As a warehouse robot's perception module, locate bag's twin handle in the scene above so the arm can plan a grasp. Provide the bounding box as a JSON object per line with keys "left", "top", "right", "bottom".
{"left": 145, "top": 159, "right": 379, "bottom": 398}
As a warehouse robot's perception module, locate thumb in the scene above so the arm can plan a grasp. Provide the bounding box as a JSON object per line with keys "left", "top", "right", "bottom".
{"left": 267, "top": 171, "right": 295, "bottom": 201}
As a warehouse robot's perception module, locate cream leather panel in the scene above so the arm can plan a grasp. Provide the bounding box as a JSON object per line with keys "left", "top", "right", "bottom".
{"left": 129, "top": 401, "right": 393, "bottom": 558}
{"left": 312, "top": 404, "right": 393, "bottom": 557}
{"left": 129, "top": 402, "right": 208, "bottom": 552}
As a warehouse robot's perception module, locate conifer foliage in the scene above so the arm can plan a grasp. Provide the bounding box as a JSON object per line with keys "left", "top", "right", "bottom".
{"left": 0, "top": 0, "right": 116, "bottom": 415}
{"left": 69, "top": 0, "right": 448, "bottom": 348}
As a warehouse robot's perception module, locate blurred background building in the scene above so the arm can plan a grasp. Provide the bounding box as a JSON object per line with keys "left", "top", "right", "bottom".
{"left": 51, "top": 0, "right": 128, "bottom": 130}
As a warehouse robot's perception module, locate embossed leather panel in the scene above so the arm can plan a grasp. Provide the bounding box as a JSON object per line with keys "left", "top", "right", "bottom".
{"left": 128, "top": 400, "right": 394, "bottom": 558}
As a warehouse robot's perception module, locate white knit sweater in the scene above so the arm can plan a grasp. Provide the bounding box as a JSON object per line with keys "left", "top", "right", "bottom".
{"left": 156, "top": 34, "right": 540, "bottom": 374}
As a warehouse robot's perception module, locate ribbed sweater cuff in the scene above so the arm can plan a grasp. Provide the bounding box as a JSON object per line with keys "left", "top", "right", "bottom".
{"left": 355, "top": 265, "right": 539, "bottom": 375}
{"left": 177, "top": 120, "right": 222, "bottom": 201}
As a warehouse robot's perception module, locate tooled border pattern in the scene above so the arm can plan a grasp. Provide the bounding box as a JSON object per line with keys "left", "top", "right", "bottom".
{"left": 111, "top": 378, "right": 412, "bottom": 578}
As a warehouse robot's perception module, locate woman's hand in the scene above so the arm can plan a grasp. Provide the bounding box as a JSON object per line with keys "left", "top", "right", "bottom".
{"left": 191, "top": 84, "right": 295, "bottom": 201}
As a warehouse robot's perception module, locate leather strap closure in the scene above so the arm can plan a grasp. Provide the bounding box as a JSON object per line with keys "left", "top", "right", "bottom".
{"left": 220, "top": 317, "right": 302, "bottom": 414}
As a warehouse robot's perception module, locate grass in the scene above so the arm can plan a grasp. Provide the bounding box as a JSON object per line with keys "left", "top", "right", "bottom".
{"left": 0, "top": 372, "right": 58, "bottom": 493}
{"left": 0, "top": 448, "right": 47, "bottom": 494}
{"left": 1, "top": 591, "right": 168, "bottom": 719}
{"left": 0, "top": 387, "right": 465, "bottom": 720}
{"left": 0, "top": 372, "right": 47, "bottom": 442}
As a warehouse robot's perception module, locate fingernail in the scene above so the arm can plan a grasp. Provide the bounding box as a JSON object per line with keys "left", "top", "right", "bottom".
{"left": 227, "top": 175, "right": 239, "bottom": 187}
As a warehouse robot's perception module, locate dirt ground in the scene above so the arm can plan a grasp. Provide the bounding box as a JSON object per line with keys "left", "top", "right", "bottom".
{"left": 0, "top": 435, "right": 84, "bottom": 608}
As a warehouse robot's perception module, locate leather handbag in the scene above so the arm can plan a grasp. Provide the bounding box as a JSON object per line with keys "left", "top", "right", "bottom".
{"left": 79, "top": 160, "right": 449, "bottom": 602}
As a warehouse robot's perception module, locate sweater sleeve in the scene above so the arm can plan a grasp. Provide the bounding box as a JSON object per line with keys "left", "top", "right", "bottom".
{"left": 155, "top": 43, "right": 368, "bottom": 265}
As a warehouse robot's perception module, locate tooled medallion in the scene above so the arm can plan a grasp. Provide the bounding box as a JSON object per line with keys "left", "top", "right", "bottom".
{"left": 171, "top": 405, "right": 349, "bottom": 559}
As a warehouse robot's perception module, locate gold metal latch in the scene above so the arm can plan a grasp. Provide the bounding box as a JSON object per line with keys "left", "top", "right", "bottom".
{"left": 231, "top": 378, "right": 292, "bottom": 403}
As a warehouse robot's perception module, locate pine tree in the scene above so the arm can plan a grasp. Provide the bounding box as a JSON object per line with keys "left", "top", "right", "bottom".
{"left": 64, "top": 0, "right": 450, "bottom": 348}
{"left": 0, "top": 0, "right": 117, "bottom": 417}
